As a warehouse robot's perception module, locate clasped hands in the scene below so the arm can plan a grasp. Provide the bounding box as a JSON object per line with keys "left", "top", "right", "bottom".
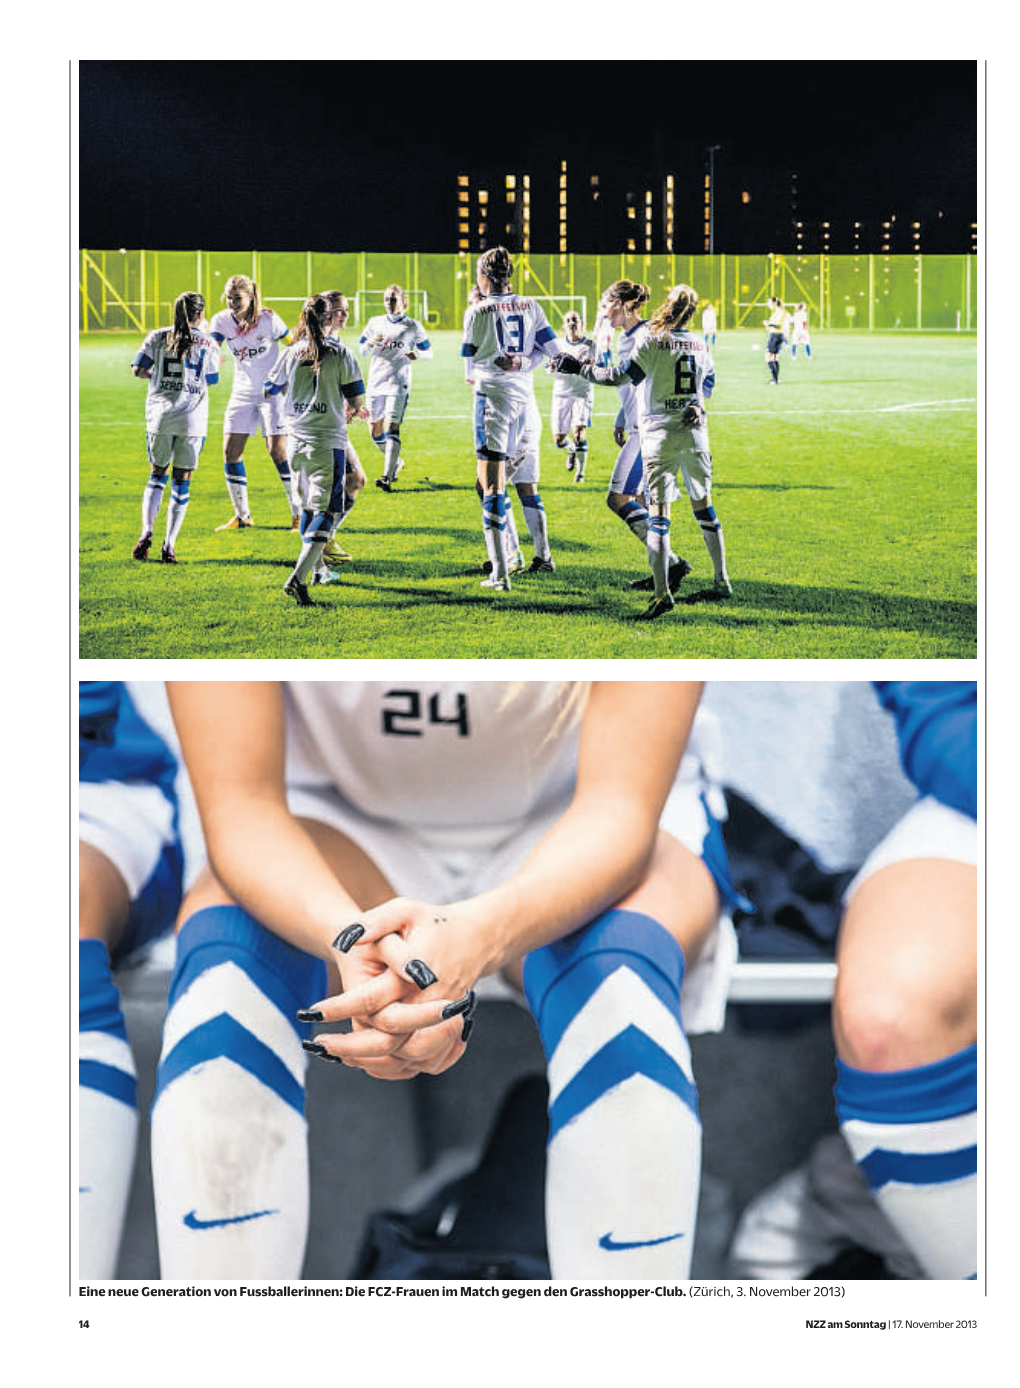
{"left": 297, "top": 898, "right": 480, "bottom": 1081}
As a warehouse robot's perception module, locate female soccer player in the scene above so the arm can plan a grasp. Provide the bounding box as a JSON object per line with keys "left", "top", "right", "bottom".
{"left": 790, "top": 302, "right": 812, "bottom": 359}
{"left": 79, "top": 681, "right": 182, "bottom": 1277}
{"left": 763, "top": 296, "right": 791, "bottom": 384}
{"left": 462, "top": 247, "right": 561, "bottom": 592}
{"left": 550, "top": 311, "right": 595, "bottom": 481}
{"left": 294, "top": 290, "right": 367, "bottom": 576}
{"left": 263, "top": 295, "right": 366, "bottom": 607}
{"left": 358, "top": 284, "right": 432, "bottom": 492}
{"left": 209, "top": 274, "right": 299, "bottom": 530}
{"left": 556, "top": 284, "right": 730, "bottom": 619}
{"left": 597, "top": 279, "right": 690, "bottom": 597}
{"left": 131, "top": 292, "right": 219, "bottom": 564}
{"left": 150, "top": 680, "right": 745, "bottom": 1280}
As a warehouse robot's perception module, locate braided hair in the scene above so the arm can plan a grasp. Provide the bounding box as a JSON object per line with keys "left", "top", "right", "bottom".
{"left": 477, "top": 246, "right": 514, "bottom": 293}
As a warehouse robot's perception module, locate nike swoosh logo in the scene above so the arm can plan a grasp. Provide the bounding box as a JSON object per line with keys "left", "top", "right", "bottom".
{"left": 183, "top": 1208, "right": 278, "bottom": 1230}
{"left": 599, "top": 1231, "right": 686, "bottom": 1252}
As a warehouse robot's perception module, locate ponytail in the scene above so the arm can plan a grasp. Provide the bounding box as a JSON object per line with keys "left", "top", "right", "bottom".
{"left": 166, "top": 292, "right": 205, "bottom": 359}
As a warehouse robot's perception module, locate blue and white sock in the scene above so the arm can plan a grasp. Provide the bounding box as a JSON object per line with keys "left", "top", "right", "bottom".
{"left": 646, "top": 514, "right": 672, "bottom": 597}
{"left": 524, "top": 909, "right": 700, "bottom": 1278}
{"left": 383, "top": 433, "right": 401, "bottom": 482}
{"left": 140, "top": 470, "right": 167, "bottom": 535}
{"left": 482, "top": 491, "right": 509, "bottom": 582}
{"left": 272, "top": 455, "right": 299, "bottom": 515}
{"left": 836, "top": 1045, "right": 977, "bottom": 1278}
{"left": 694, "top": 505, "right": 728, "bottom": 583}
{"left": 617, "top": 498, "right": 649, "bottom": 542}
{"left": 79, "top": 938, "right": 138, "bottom": 1279}
{"left": 573, "top": 440, "right": 588, "bottom": 478}
{"left": 224, "top": 461, "right": 250, "bottom": 520}
{"left": 151, "top": 905, "right": 327, "bottom": 1278}
{"left": 521, "top": 493, "right": 550, "bottom": 560}
{"left": 165, "top": 476, "right": 191, "bottom": 547}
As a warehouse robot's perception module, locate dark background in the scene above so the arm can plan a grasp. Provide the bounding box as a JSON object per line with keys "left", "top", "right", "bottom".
{"left": 78, "top": 60, "right": 978, "bottom": 254}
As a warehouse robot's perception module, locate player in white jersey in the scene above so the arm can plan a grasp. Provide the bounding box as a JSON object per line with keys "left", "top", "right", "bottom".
{"left": 264, "top": 296, "right": 366, "bottom": 607}
{"left": 550, "top": 311, "right": 595, "bottom": 481}
{"left": 556, "top": 284, "right": 731, "bottom": 618}
{"left": 790, "top": 302, "right": 812, "bottom": 359}
{"left": 130, "top": 293, "right": 220, "bottom": 564}
{"left": 462, "top": 247, "right": 561, "bottom": 591}
{"left": 701, "top": 301, "right": 717, "bottom": 348}
{"left": 151, "top": 679, "right": 745, "bottom": 1281}
{"left": 358, "top": 285, "right": 432, "bottom": 492}
{"left": 598, "top": 280, "right": 691, "bottom": 597}
{"left": 209, "top": 274, "right": 299, "bottom": 530}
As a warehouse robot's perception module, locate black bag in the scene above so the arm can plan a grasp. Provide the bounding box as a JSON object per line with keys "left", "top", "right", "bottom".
{"left": 349, "top": 1074, "right": 551, "bottom": 1280}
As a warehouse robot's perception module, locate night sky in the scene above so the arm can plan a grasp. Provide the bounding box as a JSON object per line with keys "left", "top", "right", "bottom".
{"left": 77, "top": 60, "right": 978, "bottom": 252}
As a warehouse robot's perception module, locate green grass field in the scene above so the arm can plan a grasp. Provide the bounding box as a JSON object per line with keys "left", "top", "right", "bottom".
{"left": 78, "top": 330, "right": 977, "bottom": 660}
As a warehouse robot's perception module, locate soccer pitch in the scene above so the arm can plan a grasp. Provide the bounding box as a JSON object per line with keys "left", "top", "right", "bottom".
{"left": 78, "top": 330, "right": 977, "bottom": 660}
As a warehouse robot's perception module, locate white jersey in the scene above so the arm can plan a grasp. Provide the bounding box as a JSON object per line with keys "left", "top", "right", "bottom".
{"left": 358, "top": 314, "right": 432, "bottom": 393}
{"left": 283, "top": 682, "right": 585, "bottom": 830}
{"left": 133, "top": 326, "right": 220, "bottom": 434}
{"left": 613, "top": 324, "right": 715, "bottom": 425}
{"left": 551, "top": 336, "right": 596, "bottom": 402}
{"left": 209, "top": 307, "right": 290, "bottom": 400}
{"left": 791, "top": 309, "right": 811, "bottom": 342}
{"left": 612, "top": 320, "right": 646, "bottom": 431}
{"left": 264, "top": 340, "right": 365, "bottom": 447}
{"left": 462, "top": 294, "right": 559, "bottom": 405}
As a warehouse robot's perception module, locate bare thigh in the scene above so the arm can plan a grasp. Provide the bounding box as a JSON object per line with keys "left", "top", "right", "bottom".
{"left": 502, "top": 829, "right": 719, "bottom": 991}
{"left": 79, "top": 840, "right": 131, "bottom": 950}
{"left": 177, "top": 819, "right": 398, "bottom": 993}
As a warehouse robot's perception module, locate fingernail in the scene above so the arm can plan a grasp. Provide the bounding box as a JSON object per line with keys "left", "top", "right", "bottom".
{"left": 461, "top": 1016, "right": 475, "bottom": 1044}
{"left": 333, "top": 924, "right": 365, "bottom": 954}
{"left": 296, "top": 1008, "right": 324, "bottom": 1023}
{"left": 441, "top": 990, "right": 476, "bottom": 1021}
{"left": 406, "top": 959, "right": 438, "bottom": 991}
{"left": 301, "top": 1040, "right": 329, "bottom": 1056}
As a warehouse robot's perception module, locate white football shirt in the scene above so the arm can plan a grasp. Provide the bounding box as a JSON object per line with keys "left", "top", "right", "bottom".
{"left": 209, "top": 307, "right": 290, "bottom": 400}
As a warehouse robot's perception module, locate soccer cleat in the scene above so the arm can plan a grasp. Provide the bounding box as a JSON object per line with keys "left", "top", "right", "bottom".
{"left": 565, "top": 455, "right": 576, "bottom": 472}
{"left": 526, "top": 556, "right": 556, "bottom": 574}
{"left": 480, "top": 576, "right": 511, "bottom": 592}
{"left": 160, "top": 543, "right": 177, "bottom": 564}
{"left": 712, "top": 577, "right": 733, "bottom": 597}
{"left": 574, "top": 471, "right": 585, "bottom": 484}
{"left": 375, "top": 477, "right": 393, "bottom": 493}
{"left": 629, "top": 558, "right": 692, "bottom": 593}
{"left": 312, "top": 565, "right": 340, "bottom": 586}
{"left": 289, "top": 514, "right": 302, "bottom": 531}
{"left": 132, "top": 532, "right": 153, "bottom": 561}
{"left": 635, "top": 593, "right": 676, "bottom": 621}
{"left": 215, "top": 514, "right": 254, "bottom": 530}
{"left": 507, "top": 550, "right": 527, "bottom": 575}
{"left": 322, "top": 539, "right": 352, "bottom": 566}
{"left": 283, "top": 576, "right": 315, "bottom": 607}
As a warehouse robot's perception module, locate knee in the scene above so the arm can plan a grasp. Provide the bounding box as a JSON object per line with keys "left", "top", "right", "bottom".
{"left": 833, "top": 965, "right": 974, "bottom": 1072}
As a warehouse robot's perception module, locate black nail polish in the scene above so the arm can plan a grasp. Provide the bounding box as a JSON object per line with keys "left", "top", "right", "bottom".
{"left": 296, "top": 1009, "right": 324, "bottom": 1023}
{"left": 301, "top": 1040, "right": 329, "bottom": 1056}
{"left": 406, "top": 959, "right": 438, "bottom": 991}
{"left": 333, "top": 924, "right": 365, "bottom": 954}
{"left": 461, "top": 1016, "right": 475, "bottom": 1044}
{"left": 441, "top": 990, "right": 476, "bottom": 1021}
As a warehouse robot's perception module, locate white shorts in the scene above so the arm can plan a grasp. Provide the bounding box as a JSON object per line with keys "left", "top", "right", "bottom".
{"left": 287, "top": 439, "right": 349, "bottom": 514}
{"left": 551, "top": 392, "right": 592, "bottom": 435}
{"left": 607, "top": 431, "right": 645, "bottom": 497}
{"left": 146, "top": 433, "right": 205, "bottom": 472}
{"left": 640, "top": 418, "right": 713, "bottom": 507}
{"left": 285, "top": 772, "right": 737, "bottom": 1034}
{"left": 473, "top": 388, "right": 524, "bottom": 459}
{"left": 844, "top": 796, "right": 977, "bottom": 904}
{"left": 368, "top": 387, "right": 409, "bottom": 426}
{"left": 79, "top": 780, "right": 177, "bottom": 903}
{"left": 223, "top": 394, "right": 286, "bottom": 438}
